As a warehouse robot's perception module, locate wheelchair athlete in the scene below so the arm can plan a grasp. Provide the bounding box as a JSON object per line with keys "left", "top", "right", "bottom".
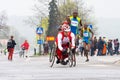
{"left": 55, "top": 24, "right": 75, "bottom": 65}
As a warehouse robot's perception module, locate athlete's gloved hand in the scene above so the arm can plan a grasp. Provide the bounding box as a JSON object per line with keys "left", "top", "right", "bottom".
{"left": 62, "top": 48, "right": 67, "bottom": 55}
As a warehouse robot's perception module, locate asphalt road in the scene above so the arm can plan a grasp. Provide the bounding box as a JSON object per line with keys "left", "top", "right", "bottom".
{"left": 0, "top": 54, "right": 120, "bottom": 80}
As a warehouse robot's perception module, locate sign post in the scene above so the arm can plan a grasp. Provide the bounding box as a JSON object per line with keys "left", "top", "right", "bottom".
{"left": 36, "top": 27, "right": 43, "bottom": 55}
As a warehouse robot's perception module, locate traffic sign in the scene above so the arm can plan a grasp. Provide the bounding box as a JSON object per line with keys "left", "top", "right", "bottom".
{"left": 36, "top": 27, "right": 43, "bottom": 35}
{"left": 46, "top": 36, "right": 55, "bottom": 41}
{"left": 37, "top": 40, "right": 44, "bottom": 44}
{"left": 88, "top": 24, "right": 93, "bottom": 30}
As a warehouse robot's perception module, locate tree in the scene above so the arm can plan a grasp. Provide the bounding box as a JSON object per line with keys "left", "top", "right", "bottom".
{"left": 0, "top": 11, "right": 7, "bottom": 29}
{"left": 0, "top": 11, "right": 10, "bottom": 39}
{"left": 25, "top": 0, "right": 50, "bottom": 54}
{"left": 25, "top": 0, "right": 49, "bottom": 36}
{"left": 0, "top": 26, "right": 10, "bottom": 39}
{"left": 47, "top": 0, "right": 59, "bottom": 37}
{"left": 58, "top": 0, "right": 97, "bottom": 34}
{"left": 58, "top": 0, "right": 77, "bottom": 23}
{"left": 25, "top": 0, "right": 49, "bottom": 28}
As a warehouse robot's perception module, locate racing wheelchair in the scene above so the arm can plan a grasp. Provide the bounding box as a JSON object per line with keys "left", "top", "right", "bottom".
{"left": 49, "top": 42, "right": 76, "bottom": 67}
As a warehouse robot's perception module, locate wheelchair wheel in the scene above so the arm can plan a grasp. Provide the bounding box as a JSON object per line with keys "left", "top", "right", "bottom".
{"left": 72, "top": 54, "right": 76, "bottom": 67}
{"left": 49, "top": 49, "right": 52, "bottom": 62}
{"left": 68, "top": 50, "right": 73, "bottom": 67}
{"left": 49, "top": 44, "right": 55, "bottom": 62}
{"left": 49, "top": 45, "right": 56, "bottom": 67}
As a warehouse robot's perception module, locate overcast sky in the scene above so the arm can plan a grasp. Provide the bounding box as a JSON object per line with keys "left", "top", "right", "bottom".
{"left": 0, "top": 0, "right": 35, "bottom": 16}
{"left": 86, "top": 0, "right": 120, "bottom": 18}
{"left": 0, "top": 0, "right": 119, "bottom": 18}
{"left": 86, "top": 0, "right": 120, "bottom": 40}
{"left": 0, "top": 0, "right": 120, "bottom": 41}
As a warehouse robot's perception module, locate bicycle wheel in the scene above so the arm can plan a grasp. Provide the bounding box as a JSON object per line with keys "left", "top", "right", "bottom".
{"left": 49, "top": 46, "right": 56, "bottom": 67}
{"left": 68, "top": 50, "right": 73, "bottom": 67}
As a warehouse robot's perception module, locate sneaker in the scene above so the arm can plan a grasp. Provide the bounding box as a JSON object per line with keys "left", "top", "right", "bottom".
{"left": 85, "top": 59, "right": 89, "bottom": 62}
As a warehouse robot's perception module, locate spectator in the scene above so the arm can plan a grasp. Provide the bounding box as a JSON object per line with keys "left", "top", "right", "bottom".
{"left": 115, "top": 39, "right": 119, "bottom": 55}
{"left": 114, "top": 39, "right": 117, "bottom": 54}
{"left": 102, "top": 37, "right": 107, "bottom": 55}
{"left": 7, "top": 36, "right": 16, "bottom": 61}
{"left": 94, "top": 37, "right": 98, "bottom": 55}
{"left": 114, "top": 39, "right": 119, "bottom": 54}
{"left": 91, "top": 37, "right": 97, "bottom": 56}
{"left": 97, "top": 37, "right": 104, "bottom": 56}
{"left": 43, "top": 41, "right": 49, "bottom": 55}
{"left": 91, "top": 38, "right": 95, "bottom": 56}
{"left": 21, "top": 40, "right": 30, "bottom": 58}
{"left": 107, "top": 40, "right": 113, "bottom": 56}
{"left": 34, "top": 48, "right": 36, "bottom": 55}
{"left": 112, "top": 40, "right": 114, "bottom": 51}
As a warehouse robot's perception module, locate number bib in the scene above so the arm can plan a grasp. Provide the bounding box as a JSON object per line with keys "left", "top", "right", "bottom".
{"left": 71, "top": 20, "right": 78, "bottom": 26}
{"left": 83, "top": 32, "right": 89, "bottom": 37}
{"left": 62, "top": 37, "right": 70, "bottom": 44}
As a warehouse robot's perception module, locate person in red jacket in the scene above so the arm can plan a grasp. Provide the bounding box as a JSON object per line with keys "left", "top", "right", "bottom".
{"left": 7, "top": 36, "right": 16, "bottom": 61}
{"left": 21, "top": 40, "right": 30, "bottom": 58}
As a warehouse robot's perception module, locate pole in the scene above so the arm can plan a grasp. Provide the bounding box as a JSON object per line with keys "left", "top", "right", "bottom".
{"left": 39, "top": 17, "right": 43, "bottom": 55}
{"left": 34, "top": 48, "right": 36, "bottom": 55}
{"left": 39, "top": 34, "right": 41, "bottom": 55}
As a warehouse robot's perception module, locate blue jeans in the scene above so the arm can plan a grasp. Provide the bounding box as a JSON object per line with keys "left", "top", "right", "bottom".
{"left": 97, "top": 49, "right": 102, "bottom": 56}
{"left": 91, "top": 47, "right": 94, "bottom": 56}
{"left": 107, "top": 48, "right": 113, "bottom": 56}
{"left": 115, "top": 47, "right": 119, "bottom": 55}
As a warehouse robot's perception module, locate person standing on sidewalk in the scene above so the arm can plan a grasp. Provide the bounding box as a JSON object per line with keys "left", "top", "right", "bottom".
{"left": 43, "top": 41, "right": 49, "bottom": 55}
{"left": 91, "top": 37, "right": 95, "bottom": 56}
{"left": 97, "top": 37, "right": 104, "bottom": 56}
{"left": 7, "top": 36, "right": 16, "bottom": 61}
{"left": 107, "top": 40, "right": 113, "bottom": 56}
{"left": 115, "top": 39, "right": 119, "bottom": 55}
{"left": 21, "top": 40, "right": 30, "bottom": 58}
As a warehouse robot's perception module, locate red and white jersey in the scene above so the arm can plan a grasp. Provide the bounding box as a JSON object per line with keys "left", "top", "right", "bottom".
{"left": 56, "top": 32, "right": 75, "bottom": 51}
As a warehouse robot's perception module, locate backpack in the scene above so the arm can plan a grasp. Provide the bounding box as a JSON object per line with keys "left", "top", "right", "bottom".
{"left": 7, "top": 40, "right": 13, "bottom": 48}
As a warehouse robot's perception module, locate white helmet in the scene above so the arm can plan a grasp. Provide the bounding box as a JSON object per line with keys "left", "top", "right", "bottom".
{"left": 62, "top": 24, "right": 71, "bottom": 32}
